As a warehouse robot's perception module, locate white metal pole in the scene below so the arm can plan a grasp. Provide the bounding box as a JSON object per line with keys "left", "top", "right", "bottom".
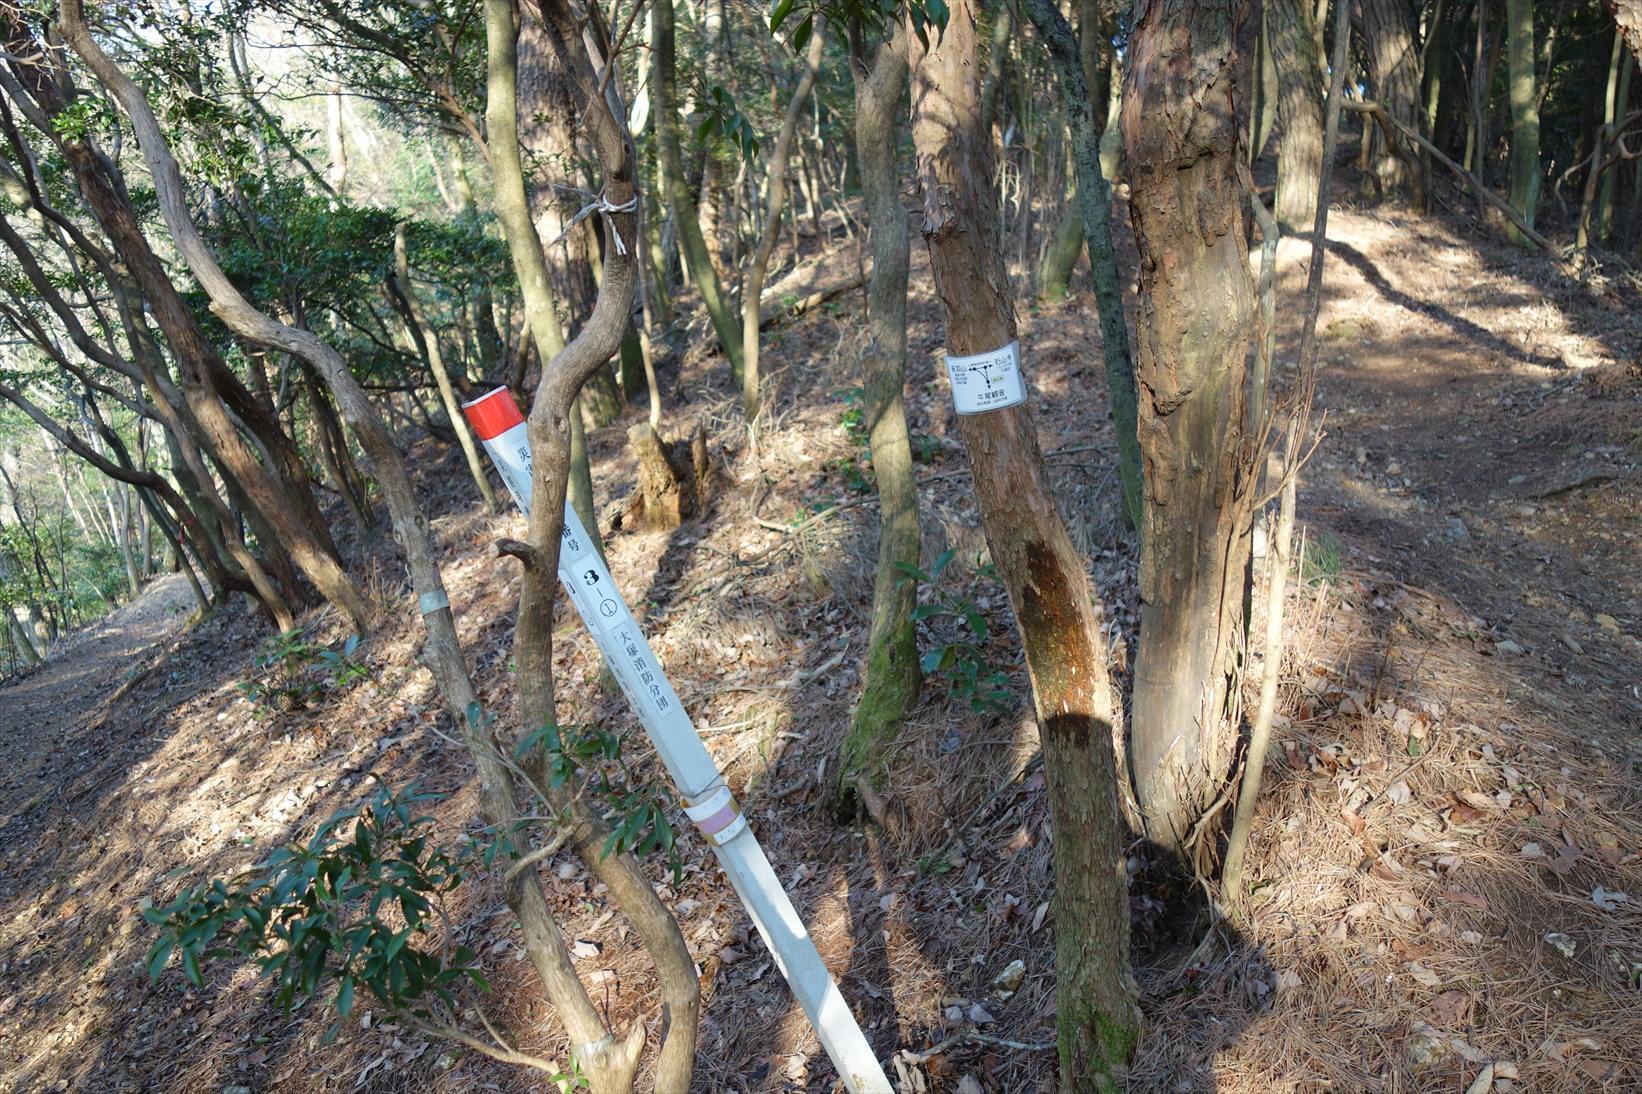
{"left": 462, "top": 388, "right": 891, "bottom": 1093}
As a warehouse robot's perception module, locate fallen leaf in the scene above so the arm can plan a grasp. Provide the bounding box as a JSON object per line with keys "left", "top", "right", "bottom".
{"left": 1448, "top": 801, "right": 1486, "bottom": 826}
{"left": 1441, "top": 889, "right": 1489, "bottom": 912}
{"left": 1548, "top": 843, "right": 1580, "bottom": 877}
{"left": 1386, "top": 780, "right": 1412, "bottom": 805}
{"left": 1408, "top": 962, "right": 1444, "bottom": 988}
{"left": 1544, "top": 932, "right": 1577, "bottom": 958}
{"left": 1428, "top": 989, "right": 1471, "bottom": 1025}
{"left": 1464, "top": 1062, "right": 1495, "bottom": 1094}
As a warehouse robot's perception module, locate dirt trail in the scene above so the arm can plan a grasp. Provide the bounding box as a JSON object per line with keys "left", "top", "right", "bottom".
{"left": 1292, "top": 207, "right": 1641, "bottom": 739}
{"left": 0, "top": 575, "right": 196, "bottom": 813}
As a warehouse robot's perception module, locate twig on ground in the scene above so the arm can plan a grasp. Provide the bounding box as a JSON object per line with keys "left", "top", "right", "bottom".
{"left": 902, "top": 1026, "right": 1056, "bottom": 1064}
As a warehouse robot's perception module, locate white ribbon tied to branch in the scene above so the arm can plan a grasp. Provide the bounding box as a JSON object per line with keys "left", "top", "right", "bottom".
{"left": 541, "top": 187, "right": 638, "bottom": 255}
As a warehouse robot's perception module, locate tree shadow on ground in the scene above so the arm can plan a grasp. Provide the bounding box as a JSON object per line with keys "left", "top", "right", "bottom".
{"left": 1324, "top": 239, "right": 1568, "bottom": 370}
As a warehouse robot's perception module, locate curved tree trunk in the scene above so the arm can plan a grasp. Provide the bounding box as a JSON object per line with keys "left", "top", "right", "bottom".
{"left": 481, "top": 2, "right": 699, "bottom": 1088}
{"left": 838, "top": 22, "right": 919, "bottom": 813}
{"left": 1122, "top": 0, "right": 1256, "bottom": 856}
{"left": 911, "top": 2, "right": 1139, "bottom": 1085}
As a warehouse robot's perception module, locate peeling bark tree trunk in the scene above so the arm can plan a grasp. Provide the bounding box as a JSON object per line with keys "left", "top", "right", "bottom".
{"left": 1270, "top": 0, "right": 1325, "bottom": 229}
{"left": 838, "top": 21, "right": 919, "bottom": 811}
{"left": 911, "top": 2, "right": 1139, "bottom": 1085}
{"left": 1121, "top": 0, "right": 1256, "bottom": 856}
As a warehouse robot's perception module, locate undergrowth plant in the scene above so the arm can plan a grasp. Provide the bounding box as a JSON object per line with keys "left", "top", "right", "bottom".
{"left": 141, "top": 707, "right": 686, "bottom": 1083}
{"left": 513, "top": 718, "right": 683, "bottom": 884}
{"left": 143, "top": 785, "right": 495, "bottom": 1042}
{"left": 238, "top": 630, "right": 370, "bottom": 715}
{"left": 897, "top": 548, "right": 1013, "bottom": 713}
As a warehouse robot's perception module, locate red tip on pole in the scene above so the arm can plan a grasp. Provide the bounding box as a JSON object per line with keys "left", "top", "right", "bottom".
{"left": 461, "top": 387, "right": 525, "bottom": 441}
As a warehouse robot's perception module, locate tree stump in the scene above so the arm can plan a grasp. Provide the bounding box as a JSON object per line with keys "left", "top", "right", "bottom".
{"left": 622, "top": 421, "right": 713, "bottom": 529}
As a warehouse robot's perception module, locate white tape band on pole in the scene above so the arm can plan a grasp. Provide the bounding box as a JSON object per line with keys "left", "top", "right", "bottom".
{"left": 683, "top": 784, "right": 749, "bottom": 845}
{"left": 943, "top": 339, "right": 1026, "bottom": 414}
{"left": 459, "top": 389, "right": 891, "bottom": 1094}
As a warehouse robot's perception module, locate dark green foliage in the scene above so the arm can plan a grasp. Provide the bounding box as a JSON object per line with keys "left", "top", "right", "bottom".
{"left": 237, "top": 629, "right": 370, "bottom": 715}
{"left": 896, "top": 549, "right": 1014, "bottom": 713}
{"left": 513, "top": 718, "right": 683, "bottom": 883}
{"left": 142, "top": 785, "right": 485, "bottom": 1033}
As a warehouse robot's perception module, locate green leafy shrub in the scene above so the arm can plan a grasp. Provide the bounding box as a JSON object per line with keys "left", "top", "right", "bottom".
{"left": 238, "top": 630, "right": 370, "bottom": 715}
{"left": 897, "top": 549, "right": 1014, "bottom": 713}
{"left": 143, "top": 785, "right": 485, "bottom": 1039}
{"left": 513, "top": 719, "right": 682, "bottom": 883}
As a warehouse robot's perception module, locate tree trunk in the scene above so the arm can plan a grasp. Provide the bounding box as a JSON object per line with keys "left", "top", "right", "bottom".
{"left": 519, "top": 5, "right": 599, "bottom": 329}
{"left": 654, "top": 0, "right": 746, "bottom": 386}
{"left": 1356, "top": 0, "right": 1429, "bottom": 207}
{"left": 115, "top": 481, "right": 141, "bottom": 597}
{"left": 9, "top": 616, "right": 41, "bottom": 665}
{"left": 1037, "top": 196, "right": 1085, "bottom": 300}
{"left": 741, "top": 24, "right": 827, "bottom": 424}
{"left": 1595, "top": 30, "right": 1632, "bottom": 243}
{"left": 1023, "top": 0, "right": 1144, "bottom": 532}
{"left": 1270, "top": 0, "right": 1326, "bottom": 229}
{"left": 911, "top": 2, "right": 1139, "bottom": 1085}
{"left": 1121, "top": 0, "right": 1256, "bottom": 855}
{"left": 568, "top": 393, "right": 601, "bottom": 555}
{"left": 838, "top": 22, "right": 919, "bottom": 812}
{"left": 580, "top": 367, "right": 623, "bottom": 427}
{"left": 479, "top": 3, "right": 699, "bottom": 1087}
{"left": 305, "top": 367, "right": 376, "bottom": 532}
{"left": 391, "top": 226, "right": 500, "bottom": 513}
{"left": 1503, "top": 0, "right": 1541, "bottom": 242}
{"left": 1249, "top": 4, "right": 1280, "bottom": 162}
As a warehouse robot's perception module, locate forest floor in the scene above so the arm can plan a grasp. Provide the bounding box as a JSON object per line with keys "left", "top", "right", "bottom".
{"left": 1, "top": 177, "right": 1640, "bottom": 1094}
